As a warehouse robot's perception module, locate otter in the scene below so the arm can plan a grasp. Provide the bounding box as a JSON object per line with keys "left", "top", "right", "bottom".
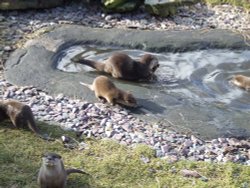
{"left": 72, "top": 52, "right": 159, "bottom": 81}
{"left": 231, "top": 74, "right": 250, "bottom": 91}
{"left": 80, "top": 76, "right": 137, "bottom": 108}
{"left": 38, "top": 152, "right": 86, "bottom": 188}
{"left": 0, "top": 99, "right": 52, "bottom": 140}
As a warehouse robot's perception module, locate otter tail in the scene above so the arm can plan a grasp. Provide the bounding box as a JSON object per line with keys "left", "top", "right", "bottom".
{"left": 79, "top": 82, "right": 94, "bottom": 91}
{"left": 72, "top": 57, "right": 105, "bottom": 71}
{"left": 66, "top": 168, "right": 89, "bottom": 175}
{"left": 24, "top": 106, "right": 41, "bottom": 135}
{"left": 25, "top": 106, "right": 54, "bottom": 141}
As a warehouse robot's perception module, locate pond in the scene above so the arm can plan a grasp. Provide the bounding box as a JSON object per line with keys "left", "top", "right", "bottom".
{"left": 56, "top": 45, "right": 250, "bottom": 138}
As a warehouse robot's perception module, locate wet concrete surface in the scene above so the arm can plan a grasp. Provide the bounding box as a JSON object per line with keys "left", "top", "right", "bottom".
{"left": 4, "top": 25, "right": 250, "bottom": 139}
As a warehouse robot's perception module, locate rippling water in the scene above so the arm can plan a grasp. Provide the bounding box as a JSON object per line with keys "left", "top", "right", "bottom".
{"left": 56, "top": 45, "right": 250, "bottom": 138}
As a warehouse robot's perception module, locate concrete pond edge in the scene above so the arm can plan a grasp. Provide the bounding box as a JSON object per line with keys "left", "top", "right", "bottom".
{"left": 4, "top": 25, "right": 250, "bottom": 139}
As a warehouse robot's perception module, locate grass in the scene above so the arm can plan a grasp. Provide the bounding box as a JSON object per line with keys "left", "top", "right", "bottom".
{"left": 203, "top": 0, "right": 250, "bottom": 10}
{"left": 0, "top": 121, "right": 250, "bottom": 188}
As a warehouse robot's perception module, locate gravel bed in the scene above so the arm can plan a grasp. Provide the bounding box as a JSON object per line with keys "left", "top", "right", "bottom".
{"left": 0, "top": 2, "right": 250, "bottom": 165}
{"left": 1, "top": 79, "right": 250, "bottom": 165}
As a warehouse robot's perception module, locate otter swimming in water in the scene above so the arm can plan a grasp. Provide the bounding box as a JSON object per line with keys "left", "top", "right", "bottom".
{"left": 72, "top": 52, "right": 159, "bottom": 81}
{"left": 231, "top": 74, "right": 250, "bottom": 91}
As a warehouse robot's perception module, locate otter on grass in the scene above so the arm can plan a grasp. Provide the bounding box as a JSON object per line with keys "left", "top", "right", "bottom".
{"left": 80, "top": 75, "right": 137, "bottom": 108}
{"left": 72, "top": 52, "right": 159, "bottom": 81}
{"left": 0, "top": 99, "right": 53, "bottom": 140}
{"left": 38, "top": 152, "right": 87, "bottom": 188}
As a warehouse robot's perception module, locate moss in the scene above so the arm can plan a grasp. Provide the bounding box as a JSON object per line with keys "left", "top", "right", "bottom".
{"left": 133, "top": 144, "right": 155, "bottom": 158}
{"left": 0, "top": 121, "right": 250, "bottom": 188}
{"left": 203, "top": 0, "right": 250, "bottom": 10}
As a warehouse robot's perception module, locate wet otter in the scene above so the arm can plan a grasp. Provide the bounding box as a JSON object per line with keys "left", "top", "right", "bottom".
{"left": 72, "top": 52, "right": 159, "bottom": 81}
{"left": 0, "top": 99, "right": 52, "bottom": 140}
{"left": 38, "top": 152, "right": 86, "bottom": 188}
{"left": 231, "top": 74, "right": 250, "bottom": 91}
{"left": 80, "top": 76, "right": 137, "bottom": 107}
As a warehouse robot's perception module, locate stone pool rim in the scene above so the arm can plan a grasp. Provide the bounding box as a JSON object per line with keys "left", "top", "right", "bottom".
{"left": 24, "top": 25, "right": 250, "bottom": 53}
{"left": 4, "top": 25, "right": 250, "bottom": 139}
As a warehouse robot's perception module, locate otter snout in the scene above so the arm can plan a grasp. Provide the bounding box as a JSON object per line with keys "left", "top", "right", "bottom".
{"left": 43, "top": 152, "right": 61, "bottom": 167}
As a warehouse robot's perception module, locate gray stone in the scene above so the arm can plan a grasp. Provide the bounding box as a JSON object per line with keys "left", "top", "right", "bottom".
{"left": 112, "top": 133, "right": 124, "bottom": 141}
{"left": 156, "top": 149, "right": 164, "bottom": 157}
{"left": 102, "top": 0, "right": 142, "bottom": 13}
{"left": 106, "top": 130, "right": 115, "bottom": 138}
{"left": 4, "top": 46, "right": 11, "bottom": 51}
{"left": 0, "top": 0, "right": 64, "bottom": 10}
{"left": 161, "top": 144, "right": 171, "bottom": 153}
{"left": 145, "top": 0, "right": 198, "bottom": 17}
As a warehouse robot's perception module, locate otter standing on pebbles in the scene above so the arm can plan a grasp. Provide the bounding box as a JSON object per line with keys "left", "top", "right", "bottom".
{"left": 80, "top": 75, "right": 137, "bottom": 108}
{"left": 72, "top": 52, "right": 159, "bottom": 81}
{"left": 38, "top": 152, "right": 86, "bottom": 188}
{"left": 231, "top": 74, "right": 250, "bottom": 91}
{"left": 0, "top": 99, "right": 52, "bottom": 140}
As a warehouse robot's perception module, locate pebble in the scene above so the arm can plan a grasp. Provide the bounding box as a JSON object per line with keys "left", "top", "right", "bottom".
{"left": 0, "top": 3, "right": 250, "bottom": 165}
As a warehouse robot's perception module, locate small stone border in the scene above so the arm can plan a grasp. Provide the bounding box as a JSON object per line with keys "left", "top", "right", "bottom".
{"left": 1, "top": 4, "right": 250, "bottom": 165}
{"left": 1, "top": 78, "right": 250, "bottom": 165}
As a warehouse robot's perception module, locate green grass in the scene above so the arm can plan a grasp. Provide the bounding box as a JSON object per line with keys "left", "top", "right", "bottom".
{"left": 203, "top": 0, "right": 250, "bottom": 10}
{"left": 0, "top": 121, "right": 250, "bottom": 188}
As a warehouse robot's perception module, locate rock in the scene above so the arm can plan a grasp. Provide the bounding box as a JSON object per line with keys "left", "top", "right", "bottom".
{"left": 56, "top": 93, "right": 64, "bottom": 100}
{"left": 140, "top": 156, "right": 150, "bottom": 163}
{"left": 79, "top": 142, "right": 89, "bottom": 150}
{"left": 0, "top": 0, "right": 64, "bottom": 10}
{"left": 105, "top": 15, "right": 113, "bottom": 21}
{"left": 4, "top": 46, "right": 11, "bottom": 51}
{"left": 222, "top": 146, "right": 237, "bottom": 155}
{"left": 121, "top": 123, "right": 131, "bottom": 132}
{"left": 163, "top": 154, "right": 179, "bottom": 163}
{"left": 161, "top": 144, "right": 171, "bottom": 153}
{"left": 145, "top": 0, "right": 199, "bottom": 17}
{"left": 100, "top": 118, "right": 108, "bottom": 126}
{"left": 102, "top": 0, "right": 142, "bottom": 13}
{"left": 106, "top": 130, "right": 115, "bottom": 138}
{"left": 156, "top": 149, "right": 164, "bottom": 157}
{"left": 0, "top": 15, "right": 4, "bottom": 21}
{"left": 200, "top": 176, "right": 208, "bottom": 182}
{"left": 180, "top": 169, "right": 201, "bottom": 178}
{"left": 105, "top": 121, "right": 113, "bottom": 131}
{"left": 183, "top": 139, "right": 193, "bottom": 148}
{"left": 112, "top": 133, "right": 124, "bottom": 141}
{"left": 191, "top": 135, "right": 204, "bottom": 145}
{"left": 102, "top": 0, "right": 126, "bottom": 9}
{"left": 218, "top": 137, "right": 227, "bottom": 143}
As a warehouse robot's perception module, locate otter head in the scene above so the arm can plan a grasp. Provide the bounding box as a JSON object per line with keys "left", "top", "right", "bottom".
{"left": 140, "top": 54, "right": 159, "bottom": 80}
{"left": 120, "top": 92, "right": 137, "bottom": 108}
{"left": 42, "top": 152, "right": 62, "bottom": 167}
{"left": 231, "top": 75, "right": 250, "bottom": 90}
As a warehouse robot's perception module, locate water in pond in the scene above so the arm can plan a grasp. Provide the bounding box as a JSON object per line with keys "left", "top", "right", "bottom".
{"left": 56, "top": 45, "right": 250, "bottom": 138}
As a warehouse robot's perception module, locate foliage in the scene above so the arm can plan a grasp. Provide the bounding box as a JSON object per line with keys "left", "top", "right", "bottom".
{"left": 203, "top": 0, "right": 250, "bottom": 10}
